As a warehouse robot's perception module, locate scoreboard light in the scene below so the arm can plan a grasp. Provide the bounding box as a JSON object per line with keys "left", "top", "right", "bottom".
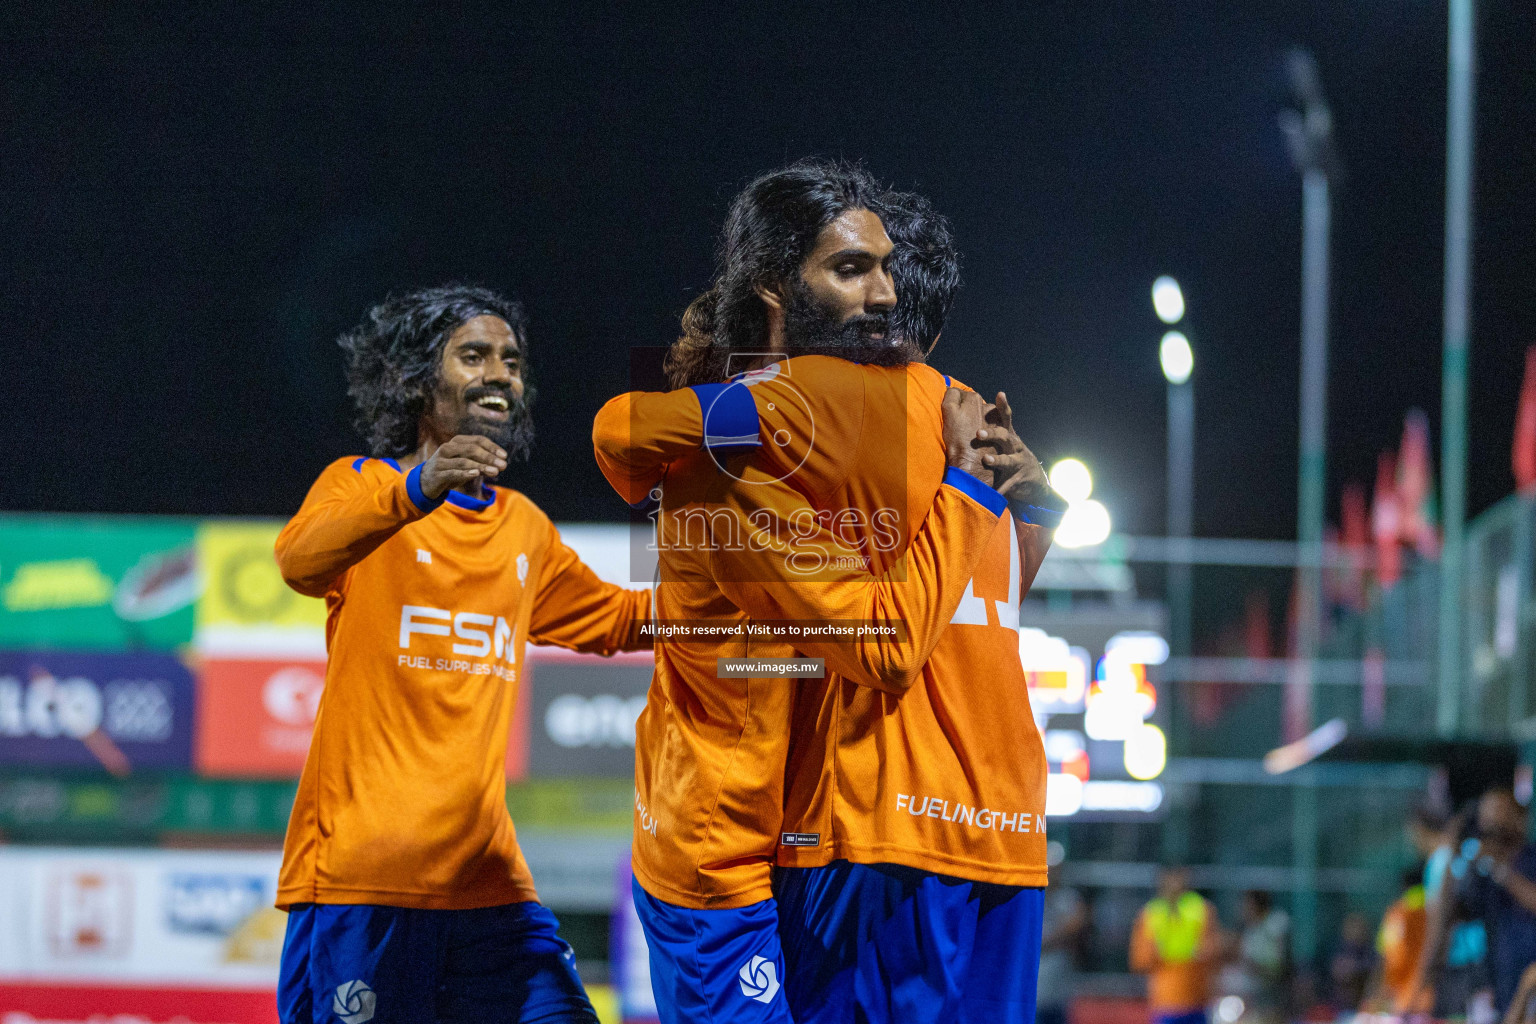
{"left": 1104, "top": 631, "right": 1170, "bottom": 666}
{"left": 1045, "top": 772, "right": 1085, "bottom": 817}
{"left": 1020, "top": 628, "right": 1090, "bottom": 711}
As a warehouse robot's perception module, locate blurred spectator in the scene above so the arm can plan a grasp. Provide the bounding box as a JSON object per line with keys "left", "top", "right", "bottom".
{"left": 1503, "top": 963, "right": 1536, "bottom": 1024}
{"left": 1037, "top": 857, "right": 1088, "bottom": 1024}
{"left": 1327, "top": 912, "right": 1375, "bottom": 1011}
{"left": 1217, "top": 890, "right": 1290, "bottom": 1024}
{"left": 1448, "top": 788, "right": 1536, "bottom": 1016}
{"left": 1130, "top": 866, "right": 1223, "bottom": 1024}
{"left": 1367, "top": 868, "right": 1432, "bottom": 1014}
{"left": 1413, "top": 804, "right": 1491, "bottom": 1018}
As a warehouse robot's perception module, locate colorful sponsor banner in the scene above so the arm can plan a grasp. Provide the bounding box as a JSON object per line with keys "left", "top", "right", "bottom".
{"left": 610, "top": 854, "right": 660, "bottom": 1023}
{"left": 193, "top": 522, "right": 326, "bottom": 657}
{"left": 0, "top": 775, "right": 630, "bottom": 837}
{"left": 523, "top": 650, "right": 654, "bottom": 778}
{"left": 0, "top": 652, "right": 195, "bottom": 773}
{"left": 0, "top": 983, "right": 277, "bottom": 1023}
{"left": 194, "top": 657, "right": 326, "bottom": 778}
{"left": 0, "top": 518, "right": 198, "bottom": 651}
{"left": 0, "top": 847, "right": 283, "bottom": 990}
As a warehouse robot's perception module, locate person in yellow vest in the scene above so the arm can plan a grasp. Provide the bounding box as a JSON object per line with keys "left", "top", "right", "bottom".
{"left": 1131, "top": 867, "right": 1224, "bottom": 1024}
{"left": 1365, "top": 868, "right": 1433, "bottom": 1015}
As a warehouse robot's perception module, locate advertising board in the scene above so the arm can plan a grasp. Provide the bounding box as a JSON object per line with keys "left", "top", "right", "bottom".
{"left": 0, "top": 652, "right": 195, "bottom": 773}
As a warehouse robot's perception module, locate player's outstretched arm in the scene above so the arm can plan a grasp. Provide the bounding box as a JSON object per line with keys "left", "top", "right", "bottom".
{"left": 275, "top": 438, "right": 506, "bottom": 597}
{"left": 707, "top": 389, "right": 1005, "bottom": 695}
{"left": 525, "top": 521, "right": 653, "bottom": 655}
{"left": 592, "top": 382, "right": 763, "bottom": 506}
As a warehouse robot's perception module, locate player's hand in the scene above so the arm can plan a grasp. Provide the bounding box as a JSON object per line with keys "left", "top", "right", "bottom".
{"left": 941, "top": 388, "right": 995, "bottom": 488}
{"left": 975, "top": 392, "right": 1050, "bottom": 501}
{"left": 419, "top": 435, "right": 507, "bottom": 499}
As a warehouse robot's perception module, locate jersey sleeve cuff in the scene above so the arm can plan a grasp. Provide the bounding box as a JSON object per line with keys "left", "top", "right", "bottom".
{"left": 405, "top": 463, "right": 446, "bottom": 514}
{"left": 1011, "top": 501, "right": 1067, "bottom": 529}
{"left": 942, "top": 466, "right": 1008, "bottom": 517}
{"left": 690, "top": 381, "right": 761, "bottom": 450}
{"left": 1008, "top": 486, "right": 1069, "bottom": 529}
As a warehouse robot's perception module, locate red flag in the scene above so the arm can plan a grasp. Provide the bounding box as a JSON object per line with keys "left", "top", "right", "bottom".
{"left": 1398, "top": 409, "right": 1439, "bottom": 558}
{"left": 1373, "top": 451, "right": 1402, "bottom": 588}
{"left": 1244, "top": 590, "right": 1272, "bottom": 659}
{"left": 1338, "top": 482, "right": 1369, "bottom": 609}
{"left": 1515, "top": 346, "right": 1536, "bottom": 491}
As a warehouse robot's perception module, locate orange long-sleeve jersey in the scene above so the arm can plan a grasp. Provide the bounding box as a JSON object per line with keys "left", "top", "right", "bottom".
{"left": 593, "top": 355, "right": 1052, "bottom": 895}
{"left": 596, "top": 362, "right": 1011, "bottom": 909}
{"left": 273, "top": 456, "right": 651, "bottom": 910}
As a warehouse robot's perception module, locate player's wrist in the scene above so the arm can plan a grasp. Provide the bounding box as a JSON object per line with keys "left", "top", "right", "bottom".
{"left": 405, "top": 462, "right": 448, "bottom": 512}
{"left": 1008, "top": 481, "right": 1068, "bottom": 529}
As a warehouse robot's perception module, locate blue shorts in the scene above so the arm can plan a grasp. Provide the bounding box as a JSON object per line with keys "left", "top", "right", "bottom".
{"left": 277, "top": 901, "right": 597, "bottom": 1024}
{"left": 1155, "top": 1013, "right": 1209, "bottom": 1024}
{"left": 774, "top": 861, "right": 1044, "bottom": 1024}
{"left": 631, "top": 880, "right": 793, "bottom": 1024}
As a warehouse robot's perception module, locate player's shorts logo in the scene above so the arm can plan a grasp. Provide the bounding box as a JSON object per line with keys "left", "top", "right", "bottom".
{"left": 737, "top": 954, "right": 781, "bottom": 1004}
{"left": 333, "top": 980, "right": 377, "bottom": 1024}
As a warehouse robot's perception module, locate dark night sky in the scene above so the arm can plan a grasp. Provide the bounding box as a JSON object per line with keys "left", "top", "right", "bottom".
{"left": 4, "top": 2, "right": 1532, "bottom": 540}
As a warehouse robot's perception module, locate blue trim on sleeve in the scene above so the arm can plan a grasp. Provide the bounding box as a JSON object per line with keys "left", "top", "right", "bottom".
{"left": 446, "top": 486, "right": 496, "bottom": 511}
{"left": 351, "top": 456, "right": 368, "bottom": 473}
{"left": 404, "top": 463, "right": 446, "bottom": 513}
{"left": 690, "top": 382, "right": 761, "bottom": 450}
{"left": 942, "top": 466, "right": 1007, "bottom": 517}
{"left": 943, "top": 374, "right": 952, "bottom": 388}
{"left": 1013, "top": 503, "right": 1066, "bottom": 529}
{"left": 382, "top": 457, "right": 401, "bottom": 472}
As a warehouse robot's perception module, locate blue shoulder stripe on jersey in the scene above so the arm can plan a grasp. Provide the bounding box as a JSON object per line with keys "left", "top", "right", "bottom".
{"left": 942, "top": 466, "right": 1007, "bottom": 517}
{"left": 404, "top": 463, "right": 446, "bottom": 513}
{"left": 690, "top": 381, "right": 761, "bottom": 450}
{"left": 446, "top": 486, "right": 496, "bottom": 511}
{"left": 943, "top": 374, "right": 952, "bottom": 388}
{"left": 352, "top": 456, "right": 405, "bottom": 474}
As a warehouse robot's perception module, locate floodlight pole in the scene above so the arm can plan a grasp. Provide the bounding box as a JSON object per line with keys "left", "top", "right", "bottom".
{"left": 1167, "top": 379, "right": 1195, "bottom": 668}
{"left": 1438, "top": 0, "right": 1476, "bottom": 737}
{"left": 1280, "top": 46, "right": 1336, "bottom": 971}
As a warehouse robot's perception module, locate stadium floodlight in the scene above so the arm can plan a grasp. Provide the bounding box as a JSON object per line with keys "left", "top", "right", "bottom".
{"left": 1123, "top": 723, "right": 1168, "bottom": 780}
{"left": 1151, "top": 276, "right": 1185, "bottom": 325}
{"left": 1160, "top": 331, "right": 1193, "bottom": 385}
{"left": 1054, "top": 498, "right": 1111, "bottom": 549}
{"left": 1047, "top": 459, "right": 1093, "bottom": 504}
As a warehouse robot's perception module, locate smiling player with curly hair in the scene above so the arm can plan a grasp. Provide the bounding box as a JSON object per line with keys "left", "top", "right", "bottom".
{"left": 273, "top": 283, "right": 650, "bottom": 1024}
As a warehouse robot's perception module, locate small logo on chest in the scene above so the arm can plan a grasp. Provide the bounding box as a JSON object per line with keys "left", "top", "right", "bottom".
{"left": 516, "top": 552, "right": 529, "bottom": 583}
{"left": 416, "top": 549, "right": 432, "bottom": 564}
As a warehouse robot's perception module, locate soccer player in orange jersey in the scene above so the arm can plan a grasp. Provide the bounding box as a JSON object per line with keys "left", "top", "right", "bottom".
{"left": 594, "top": 163, "right": 1063, "bottom": 1023}
{"left": 273, "top": 285, "right": 650, "bottom": 1024}
{"left": 596, "top": 168, "right": 1060, "bottom": 1023}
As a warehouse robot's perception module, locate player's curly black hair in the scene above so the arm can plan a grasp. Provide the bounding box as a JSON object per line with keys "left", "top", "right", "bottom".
{"left": 877, "top": 188, "right": 961, "bottom": 355}
{"left": 666, "top": 159, "right": 886, "bottom": 389}
{"left": 338, "top": 284, "right": 531, "bottom": 459}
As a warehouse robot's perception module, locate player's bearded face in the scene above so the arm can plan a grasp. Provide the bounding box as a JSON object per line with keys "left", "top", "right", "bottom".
{"left": 783, "top": 275, "right": 920, "bottom": 367}
{"left": 455, "top": 383, "right": 535, "bottom": 461}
